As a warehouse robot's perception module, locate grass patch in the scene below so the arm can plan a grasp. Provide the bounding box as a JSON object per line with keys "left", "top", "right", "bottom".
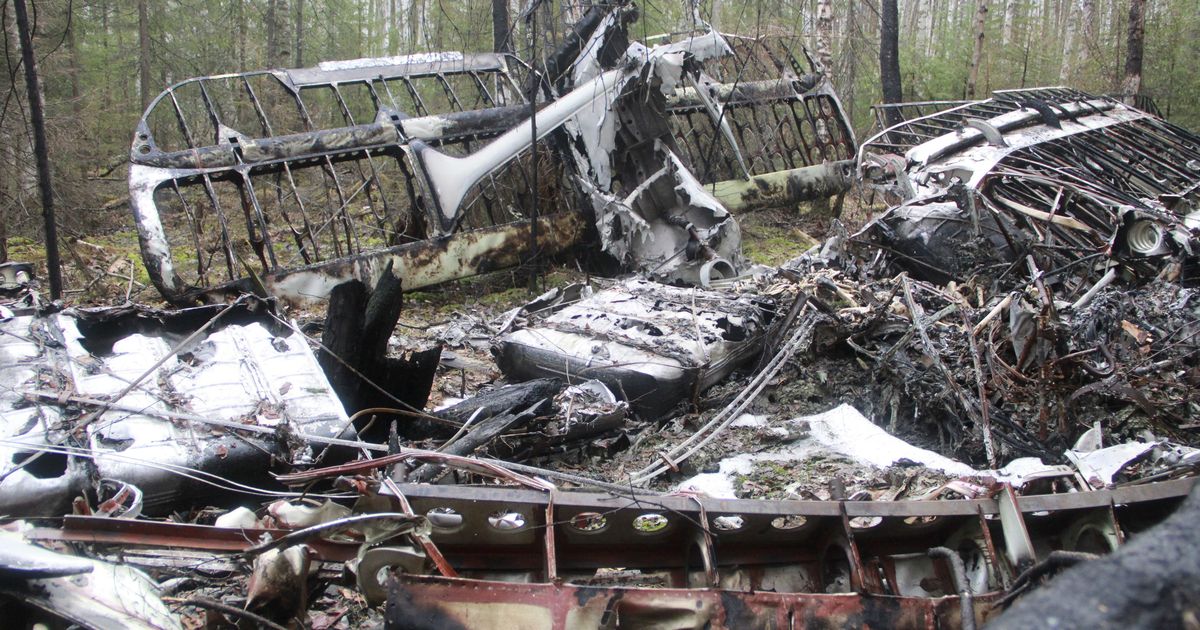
{"left": 738, "top": 210, "right": 821, "bottom": 267}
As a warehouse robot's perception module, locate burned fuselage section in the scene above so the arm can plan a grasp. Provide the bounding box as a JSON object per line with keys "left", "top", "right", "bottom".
{"left": 129, "top": 4, "right": 854, "bottom": 306}
{"left": 858, "top": 87, "right": 1200, "bottom": 291}
{"left": 129, "top": 51, "right": 566, "bottom": 305}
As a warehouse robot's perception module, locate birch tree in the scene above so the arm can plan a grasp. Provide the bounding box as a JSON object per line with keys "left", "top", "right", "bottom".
{"left": 968, "top": 0, "right": 989, "bottom": 97}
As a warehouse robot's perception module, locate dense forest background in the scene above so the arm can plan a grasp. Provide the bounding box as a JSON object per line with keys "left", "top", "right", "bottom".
{"left": 1, "top": 0, "right": 1196, "bottom": 295}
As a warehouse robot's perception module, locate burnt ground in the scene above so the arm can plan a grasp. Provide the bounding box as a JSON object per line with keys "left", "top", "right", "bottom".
{"left": 343, "top": 201, "right": 981, "bottom": 500}
{"left": 295, "top": 197, "right": 1198, "bottom": 500}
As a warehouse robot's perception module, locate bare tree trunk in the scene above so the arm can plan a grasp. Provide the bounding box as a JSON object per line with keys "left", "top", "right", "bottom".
{"left": 840, "top": 2, "right": 859, "bottom": 122}
{"left": 1, "top": 2, "right": 14, "bottom": 264}
{"left": 1002, "top": 0, "right": 1017, "bottom": 45}
{"left": 903, "top": 0, "right": 920, "bottom": 39}
{"left": 357, "top": 0, "right": 365, "bottom": 57}
{"left": 492, "top": 0, "right": 511, "bottom": 53}
{"left": 101, "top": 0, "right": 109, "bottom": 47}
{"left": 1108, "top": 0, "right": 1123, "bottom": 89}
{"left": 1122, "top": 0, "right": 1145, "bottom": 97}
{"left": 266, "top": 0, "right": 288, "bottom": 67}
{"left": 1077, "top": 0, "right": 1095, "bottom": 73}
{"left": 235, "top": 0, "right": 246, "bottom": 71}
{"left": 154, "top": 3, "right": 168, "bottom": 91}
{"left": 388, "top": 0, "right": 399, "bottom": 55}
{"left": 1039, "top": 0, "right": 1056, "bottom": 80}
{"left": 0, "top": 181, "right": 6, "bottom": 262}
{"left": 967, "top": 0, "right": 988, "bottom": 98}
{"left": 64, "top": 10, "right": 88, "bottom": 187}
{"left": 138, "top": 0, "right": 151, "bottom": 110}
{"left": 266, "top": 0, "right": 278, "bottom": 66}
{"left": 295, "top": 0, "right": 305, "bottom": 67}
{"left": 880, "top": 0, "right": 903, "bottom": 123}
{"left": 0, "top": 133, "right": 7, "bottom": 264}
{"left": 410, "top": 0, "right": 424, "bottom": 49}
{"left": 922, "top": 0, "right": 935, "bottom": 56}
{"left": 66, "top": 8, "right": 82, "bottom": 106}
{"left": 1059, "top": 0, "right": 1077, "bottom": 83}
{"left": 13, "top": 0, "right": 62, "bottom": 299}
{"left": 367, "top": 0, "right": 377, "bottom": 56}
{"left": 816, "top": 0, "right": 833, "bottom": 72}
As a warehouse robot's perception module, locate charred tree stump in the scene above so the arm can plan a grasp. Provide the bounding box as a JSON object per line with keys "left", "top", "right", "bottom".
{"left": 320, "top": 280, "right": 368, "bottom": 399}
{"left": 319, "top": 262, "right": 440, "bottom": 442}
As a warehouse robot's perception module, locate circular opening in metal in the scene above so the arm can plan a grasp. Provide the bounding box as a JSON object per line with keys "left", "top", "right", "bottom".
{"left": 771, "top": 515, "right": 808, "bottom": 530}
{"left": 487, "top": 510, "right": 526, "bottom": 532}
{"left": 699, "top": 259, "right": 736, "bottom": 287}
{"left": 569, "top": 512, "right": 608, "bottom": 533}
{"left": 1071, "top": 526, "right": 1116, "bottom": 554}
{"left": 425, "top": 507, "right": 463, "bottom": 533}
{"left": 632, "top": 513, "right": 668, "bottom": 534}
{"left": 849, "top": 516, "right": 882, "bottom": 530}
{"left": 711, "top": 515, "right": 744, "bottom": 531}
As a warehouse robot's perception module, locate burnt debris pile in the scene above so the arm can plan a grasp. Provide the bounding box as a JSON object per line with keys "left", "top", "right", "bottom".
{"left": 2, "top": 4, "right": 1200, "bottom": 628}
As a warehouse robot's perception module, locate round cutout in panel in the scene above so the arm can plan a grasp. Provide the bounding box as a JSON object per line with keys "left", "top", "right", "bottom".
{"left": 632, "top": 513, "right": 668, "bottom": 534}
{"left": 426, "top": 507, "right": 464, "bottom": 533}
{"left": 849, "top": 516, "right": 882, "bottom": 530}
{"left": 487, "top": 510, "right": 526, "bottom": 532}
{"left": 771, "top": 515, "right": 808, "bottom": 530}
{"left": 711, "top": 515, "right": 744, "bottom": 531}
{"left": 569, "top": 512, "right": 608, "bottom": 533}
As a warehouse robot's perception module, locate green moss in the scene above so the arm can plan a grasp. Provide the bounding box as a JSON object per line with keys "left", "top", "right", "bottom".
{"left": 742, "top": 230, "right": 818, "bottom": 267}
{"left": 400, "top": 267, "right": 586, "bottom": 323}
{"left": 736, "top": 208, "right": 822, "bottom": 268}
{"left": 86, "top": 230, "right": 154, "bottom": 286}
{"left": 6, "top": 236, "right": 44, "bottom": 262}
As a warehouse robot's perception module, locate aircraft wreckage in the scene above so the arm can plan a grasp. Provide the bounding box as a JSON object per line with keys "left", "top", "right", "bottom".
{"left": 2, "top": 4, "right": 1200, "bottom": 629}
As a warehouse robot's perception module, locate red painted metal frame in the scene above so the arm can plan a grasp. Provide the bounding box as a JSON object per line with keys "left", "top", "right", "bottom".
{"left": 385, "top": 574, "right": 1001, "bottom": 629}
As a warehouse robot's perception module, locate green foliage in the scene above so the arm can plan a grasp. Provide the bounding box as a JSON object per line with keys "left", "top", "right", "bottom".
{"left": 4, "top": 0, "right": 1199, "bottom": 301}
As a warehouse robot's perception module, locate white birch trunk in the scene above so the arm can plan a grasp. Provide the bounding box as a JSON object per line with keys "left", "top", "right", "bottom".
{"left": 1059, "top": 0, "right": 1078, "bottom": 83}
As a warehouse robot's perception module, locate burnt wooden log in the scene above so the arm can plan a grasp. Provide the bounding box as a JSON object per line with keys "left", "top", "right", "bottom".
{"left": 433, "top": 378, "right": 563, "bottom": 425}
{"left": 399, "top": 379, "right": 565, "bottom": 480}
{"left": 410, "top": 399, "right": 551, "bottom": 482}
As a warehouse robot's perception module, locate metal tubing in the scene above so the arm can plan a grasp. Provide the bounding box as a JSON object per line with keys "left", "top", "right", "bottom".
{"left": 929, "top": 546, "right": 977, "bottom": 630}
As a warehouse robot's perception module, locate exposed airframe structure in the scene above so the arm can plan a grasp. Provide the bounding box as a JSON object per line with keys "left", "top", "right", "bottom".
{"left": 857, "top": 87, "right": 1200, "bottom": 290}
{"left": 129, "top": 4, "right": 855, "bottom": 306}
